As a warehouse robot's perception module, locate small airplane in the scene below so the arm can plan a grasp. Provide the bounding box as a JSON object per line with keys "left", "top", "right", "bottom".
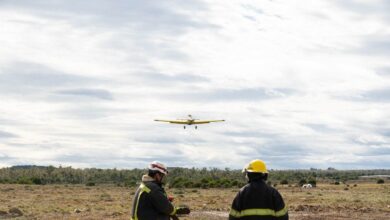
{"left": 154, "top": 114, "right": 225, "bottom": 129}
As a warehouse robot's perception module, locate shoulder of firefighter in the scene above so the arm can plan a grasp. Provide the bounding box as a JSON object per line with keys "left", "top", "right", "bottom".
{"left": 229, "top": 180, "right": 288, "bottom": 220}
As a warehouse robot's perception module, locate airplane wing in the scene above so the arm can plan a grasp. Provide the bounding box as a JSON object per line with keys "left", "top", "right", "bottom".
{"left": 192, "top": 120, "right": 225, "bottom": 124}
{"left": 154, "top": 119, "right": 188, "bottom": 124}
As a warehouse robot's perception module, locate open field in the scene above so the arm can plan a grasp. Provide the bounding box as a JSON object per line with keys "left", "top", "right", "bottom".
{"left": 0, "top": 183, "right": 389, "bottom": 219}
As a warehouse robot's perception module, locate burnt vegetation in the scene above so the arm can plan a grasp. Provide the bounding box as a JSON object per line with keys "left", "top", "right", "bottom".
{"left": 0, "top": 166, "right": 388, "bottom": 188}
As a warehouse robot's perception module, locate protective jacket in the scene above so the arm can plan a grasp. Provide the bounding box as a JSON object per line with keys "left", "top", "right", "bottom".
{"left": 229, "top": 179, "right": 288, "bottom": 220}
{"left": 131, "top": 175, "right": 176, "bottom": 220}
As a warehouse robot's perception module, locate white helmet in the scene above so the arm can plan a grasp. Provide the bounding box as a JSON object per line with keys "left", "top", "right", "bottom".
{"left": 148, "top": 161, "right": 168, "bottom": 175}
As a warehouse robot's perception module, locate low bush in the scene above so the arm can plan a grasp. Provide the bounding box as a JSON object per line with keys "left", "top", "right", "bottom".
{"left": 86, "top": 182, "right": 95, "bottom": 186}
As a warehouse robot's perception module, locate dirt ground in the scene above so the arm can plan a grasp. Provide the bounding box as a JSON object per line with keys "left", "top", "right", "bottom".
{"left": 0, "top": 183, "right": 389, "bottom": 219}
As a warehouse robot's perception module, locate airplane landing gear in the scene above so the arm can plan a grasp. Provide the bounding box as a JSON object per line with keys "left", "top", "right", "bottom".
{"left": 195, "top": 126, "right": 197, "bottom": 129}
{"left": 183, "top": 126, "right": 186, "bottom": 129}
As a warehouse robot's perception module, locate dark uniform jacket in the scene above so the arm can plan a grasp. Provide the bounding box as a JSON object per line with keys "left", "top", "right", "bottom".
{"left": 131, "top": 175, "right": 176, "bottom": 220}
{"left": 229, "top": 179, "right": 288, "bottom": 220}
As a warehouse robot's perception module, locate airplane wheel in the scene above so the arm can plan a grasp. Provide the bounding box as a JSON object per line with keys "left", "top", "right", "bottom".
{"left": 195, "top": 126, "right": 197, "bottom": 129}
{"left": 183, "top": 126, "right": 186, "bottom": 129}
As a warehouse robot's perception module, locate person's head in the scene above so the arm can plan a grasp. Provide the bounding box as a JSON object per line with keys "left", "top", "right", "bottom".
{"left": 148, "top": 161, "right": 168, "bottom": 183}
{"left": 242, "top": 159, "right": 268, "bottom": 182}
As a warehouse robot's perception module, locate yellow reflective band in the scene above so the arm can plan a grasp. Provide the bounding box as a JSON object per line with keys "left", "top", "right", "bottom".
{"left": 170, "top": 207, "right": 177, "bottom": 216}
{"left": 133, "top": 183, "right": 151, "bottom": 220}
{"left": 140, "top": 183, "right": 151, "bottom": 193}
{"left": 229, "top": 208, "right": 241, "bottom": 217}
{"left": 229, "top": 206, "right": 288, "bottom": 217}
{"left": 133, "top": 191, "right": 143, "bottom": 220}
{"left": 275, "top": 206, "right": 288, "bottom": 217}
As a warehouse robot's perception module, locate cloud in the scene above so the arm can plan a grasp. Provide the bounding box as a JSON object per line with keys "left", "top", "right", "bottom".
{"left": 0, "top": 62, "right": 98, "bottom": 94}
{"left": 336, "top": 87, "right": 390, "bottom": 103}
{"left": 259, "top": 142, "right": 308, "bottom": 157}
{"left": 1, "top": 0, "right": 218, "bottom": 65}
{"left": 52, "top": 149, "right": 188, "bottom": 168}
{"left": 222, "top": 131, "right": 279, "bottom": 138}
{"left": 303, "top": 123, "right": 340, "bottom": 133}
{"left": 55, "top": 88, "right": 114, "bottom": 100}
{"left": 332, "top": 0, "right": 390, "bottom": 23}
{"left": 169, "top": 87, "right": 297, "bottom": 102}
{"left": 360, "top": 88, "right": 390, "bottom": 102}
{"left": 376, "top": 67, "right": 390, "bottom": 77}
{"left": 0, "top": 130, "right": 17, "bottom": 138}
{"left": 136, "top": 72, "right": 210, "bottom": 86}
{"left": 0, "top": 0, "right": 217, "bottom": 54}
{"left": 317, "top": 155, "right": 390, "bottom": 169}
{"left": 378, "top": 128, "right": 390, "bottom": 137}
{"left": 1, "top": 1, "right": 389, "bottom": 169}
{"left": 356, "top": 146, "right": 390, "bottom": 156}
{"left": 134, "top": 136, "right": 205, "bottom": 145}
{"left": 352, "top": 132, "right": 389, "bottom": 146}
{"left": 357, "top": 36, "right": 390, "bottom": 56}
{"left": 0, "top": 0, "right": 211, "bottom": 30}
{"left": 0, "top": 153, "right": 13, "bottom": 162}
{"left": 53, "top": 104, "right": 125, "bottom": 120}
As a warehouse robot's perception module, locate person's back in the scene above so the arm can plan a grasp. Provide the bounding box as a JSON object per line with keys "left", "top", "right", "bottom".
{"left": 229, "top": 159, "right": 288, "bottom": 220}
{"left": 230, "top": 179, "right": 288, "bottom": 220}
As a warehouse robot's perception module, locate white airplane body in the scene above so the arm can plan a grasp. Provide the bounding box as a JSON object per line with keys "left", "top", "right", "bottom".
{"left": 154, "top": 115, "right": 225, "bottom": 129}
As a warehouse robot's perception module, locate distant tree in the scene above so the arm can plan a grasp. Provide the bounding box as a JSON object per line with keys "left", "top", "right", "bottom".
{"left": 299, "top": 179, "right": 307, "bottom": 186}
{"left": 1, "top": 166, "right": 389, "bottom": 189}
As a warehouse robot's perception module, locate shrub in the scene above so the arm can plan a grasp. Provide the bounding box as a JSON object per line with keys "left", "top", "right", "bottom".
{"left": 308, "top": 179, "right": 316, "bottom": 187}
{"left": 17, "top": 177, "right": 33, "bottom": 185}
{"left": 124, "top": 180, "right": 137, "bottom": 187}
{"left": 231, "top": 180, "right": 240, "bottom": 187}
{"left": 377, "top": 179, "right": 384, "bottom": 184}
{"left": 280, "top": 180, "right": 288, "bottom": 185}
{"left": 299, "top": 179, "right": 307, "bottom": 186}
{"left": 200, "top": 183, "right": 209, "bottom": 189}
{"left": 334, "top": 181, "right": 340, "bottom": 185}
{"left": 31, "top": 177, "right": 43, "bottom": 185}
{"left": 86, "top": 182, "right": 95, "bottom": 186}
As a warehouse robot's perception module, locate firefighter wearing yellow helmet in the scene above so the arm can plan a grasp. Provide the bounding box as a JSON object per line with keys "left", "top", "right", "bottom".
{"left": 229, "top": 159, "right": 289, "bottom": 220}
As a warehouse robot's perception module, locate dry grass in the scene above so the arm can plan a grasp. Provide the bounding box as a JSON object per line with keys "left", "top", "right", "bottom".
{"left": 0, "top": 183, "right": 389, "bottom": 219}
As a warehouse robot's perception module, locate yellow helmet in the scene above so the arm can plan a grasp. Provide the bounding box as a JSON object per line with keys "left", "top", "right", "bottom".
{"left": 243, "top": 159, "right": 268, "bottom": 173}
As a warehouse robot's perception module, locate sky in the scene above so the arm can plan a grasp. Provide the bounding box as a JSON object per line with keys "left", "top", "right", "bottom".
{"left": 0, "top": 0, "right": 389, "bottom": 170}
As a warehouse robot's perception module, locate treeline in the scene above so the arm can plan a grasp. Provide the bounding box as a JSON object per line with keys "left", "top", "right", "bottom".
{"left": 0, "top": 165, "right": 388, "bottom": 188}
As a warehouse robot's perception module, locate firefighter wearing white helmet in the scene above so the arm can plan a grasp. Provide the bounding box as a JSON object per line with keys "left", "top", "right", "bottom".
{"left": 229, "top": 159, "right": 289, "bottom": 220}
{"left": 131, "top": 161, "right": 189, "bottom": 220}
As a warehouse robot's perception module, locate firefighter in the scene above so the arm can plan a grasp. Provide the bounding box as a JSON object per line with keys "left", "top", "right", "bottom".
{"left": 131, "top": 161, "right": 174, "bottom": 220}
{"left": 229, "top": 159, "right": 288, "bottom": 220}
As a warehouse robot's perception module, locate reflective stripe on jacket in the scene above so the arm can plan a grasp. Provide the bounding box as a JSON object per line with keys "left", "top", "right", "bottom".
{"left": 229, "top": 180, "right": 288, "bottom": 220}
{"left": 131, "top": 175, "right": 176, "bottom": 220}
